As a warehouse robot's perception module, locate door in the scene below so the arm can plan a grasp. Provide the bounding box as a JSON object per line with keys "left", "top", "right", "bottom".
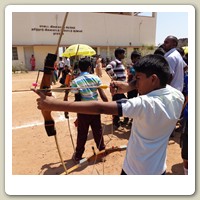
{"left": 24, "top": 46, "right": 34, "bottom": 70}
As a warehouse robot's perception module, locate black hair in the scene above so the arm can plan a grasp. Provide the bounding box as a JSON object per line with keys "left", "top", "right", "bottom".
{"left": 131, "top": 50, "right": 141, "bottom": 59}
{"left": 114, "top": 48, "right": 125, "bottom": 58}
{"left": 134, "top": 54, "right": 170, "bottom": 86}
{"left": 78, "top": 57, "right": 91, "bottom": 72}
{"left": 154, "top": 48, "right": 166, "bottom": 56}
{"left": 159, "top": 44, "right": 164, "bottom": 48}
{"left": 167, "top": 35, "right": 178, "bottom": 47}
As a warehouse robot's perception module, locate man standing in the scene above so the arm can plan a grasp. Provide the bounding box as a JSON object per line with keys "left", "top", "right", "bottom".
{"left": 163, "top": 35, "right": 186, "bottom": 92}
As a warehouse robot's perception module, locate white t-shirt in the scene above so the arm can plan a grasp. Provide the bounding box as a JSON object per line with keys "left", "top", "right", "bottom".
{"left": 64, "top": 57, "right": 71, "bottom": 68}
{"left": 121, "top": 85, "right": 184, "bottom": 175}
{"left": 164, "top": 48, "right": 186, "bottom": 92}
{"left": 58, "top": 60, "right": 65, "bottom": 69}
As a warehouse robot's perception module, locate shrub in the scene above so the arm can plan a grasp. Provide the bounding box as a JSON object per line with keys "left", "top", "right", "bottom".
{"left": 12, "top": 62, "right": 28, "bottom": 73}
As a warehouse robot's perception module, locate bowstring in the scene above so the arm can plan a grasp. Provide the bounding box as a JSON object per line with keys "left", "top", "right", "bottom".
{"left": 90, "top": 115, "right": 114, "bottom": 175}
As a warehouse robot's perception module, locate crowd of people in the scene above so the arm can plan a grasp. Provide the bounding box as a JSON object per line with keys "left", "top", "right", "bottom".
{"left": 36, "top": 35, "right": 188, "bottom": 175}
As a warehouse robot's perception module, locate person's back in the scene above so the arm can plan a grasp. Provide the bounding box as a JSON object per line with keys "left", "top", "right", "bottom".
{"left": 72, "top": 73, "right": 102, "bottom": 101}
{"left": 71, "top": 57, "right": 108, "bottom": 161}
{"left": 71, "top": 58, "right": 106, "bottom": 101}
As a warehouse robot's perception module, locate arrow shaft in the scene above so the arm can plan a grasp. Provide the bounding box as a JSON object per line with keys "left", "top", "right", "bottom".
{"left": 12, "top": 85, "right": 108, "bottom": 93}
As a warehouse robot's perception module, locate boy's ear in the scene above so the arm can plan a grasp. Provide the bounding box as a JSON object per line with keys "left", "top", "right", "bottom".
{"left": 151, "top": 74, "right": 160, "bottom": 86}
{"left": 152, "top": 74, "right": 157, "bottom": 79}
{"left": 151, "top": 74, "right": 159, "bottom": 83}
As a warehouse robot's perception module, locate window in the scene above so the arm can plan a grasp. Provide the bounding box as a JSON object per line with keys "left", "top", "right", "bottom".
{"left": 12, "top": 47, "right": 18, "bottom": 60}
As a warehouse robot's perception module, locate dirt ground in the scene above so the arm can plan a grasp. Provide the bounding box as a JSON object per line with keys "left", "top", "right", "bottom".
{"left": 12, "top": 69, "right": 184, "bottom": 175}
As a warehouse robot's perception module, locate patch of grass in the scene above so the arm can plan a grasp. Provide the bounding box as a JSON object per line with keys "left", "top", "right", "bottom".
{"left": 12, "top": 63, "right": 28, "bottom": 73}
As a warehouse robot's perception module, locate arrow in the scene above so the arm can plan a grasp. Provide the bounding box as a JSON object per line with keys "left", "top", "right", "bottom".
{"left": 12, "top": 84, "right": 109, "bottom": 93}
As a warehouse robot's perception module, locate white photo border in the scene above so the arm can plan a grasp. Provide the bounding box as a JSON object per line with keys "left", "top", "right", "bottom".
{"left": 5, "top": 4, "right": 195, "bottom": 195}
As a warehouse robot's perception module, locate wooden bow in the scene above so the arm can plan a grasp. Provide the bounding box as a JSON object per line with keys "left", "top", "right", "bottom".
{"left": 39, "top": 12, "right": 69, "bottom": 174}
{"left": 61, "top": 145, "right": 127, "bottom": 175}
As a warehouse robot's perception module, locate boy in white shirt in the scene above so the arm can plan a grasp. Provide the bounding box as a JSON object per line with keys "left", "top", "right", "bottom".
{"left": 35, "top": 54, "right": 184, "bottom": 175}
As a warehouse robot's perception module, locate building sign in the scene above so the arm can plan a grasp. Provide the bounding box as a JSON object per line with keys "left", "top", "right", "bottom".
{"left": 31, "top": 25, "right": 83, "bottom": 36}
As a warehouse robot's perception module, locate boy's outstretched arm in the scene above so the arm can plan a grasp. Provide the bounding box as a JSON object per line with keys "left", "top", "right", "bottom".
{"left": 34, "top": 90, "right": 118, "bottom": 115}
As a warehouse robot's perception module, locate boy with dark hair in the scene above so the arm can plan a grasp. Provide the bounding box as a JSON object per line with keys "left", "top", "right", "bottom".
{"left": 105, "top": 47, "right": 128, "bottom": 129}
{"left": 131, "top": 50, "right": 141, "bottom": 62}
{"left": 114, "top": 48, "right": 126, "bottom": 58}
{"left": 70, "top": 57, "right": 108, "bottom": 161}
{"left": 106, "top": 48, "right": 126, "bottom": 81}
{"left": 35, "top": 54, "right": 184, "bottom": 174}
{"left": 154, "top": 47, "right": 166, "bottom": 56}
{"left": 127, "top": 50, "right": 141, "bottom": 99}
{"left": 125, "top": 50, "right": 142, "bottom": 127}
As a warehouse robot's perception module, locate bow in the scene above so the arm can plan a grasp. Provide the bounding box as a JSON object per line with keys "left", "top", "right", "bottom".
{"left": 61, "top": 145, "right": 127, "bottom": 175}
{"left": 39, "top": 12, "right": 69, "bottom": 174}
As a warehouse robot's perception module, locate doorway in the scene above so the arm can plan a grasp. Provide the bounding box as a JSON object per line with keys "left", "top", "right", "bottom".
{"left": 24, "top": 46, "right": 34, "bottom": 70}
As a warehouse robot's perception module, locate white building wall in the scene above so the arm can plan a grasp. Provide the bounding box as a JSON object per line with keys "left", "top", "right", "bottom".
{"left": 12, "top": 12, "right": 157, "bottom": 70}
{"left": 13, "top": 12, "right": 156, "bottom": 46}
{"left": 34, "top": 46, "right": 56, "bottom": 68}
